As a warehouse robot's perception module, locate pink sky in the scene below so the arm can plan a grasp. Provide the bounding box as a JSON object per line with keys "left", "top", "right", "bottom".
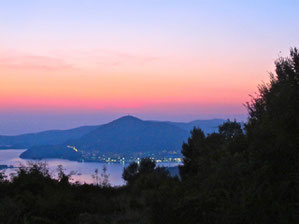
{"left": 0, "top": 47, "right": 273, "bottom": 111}
{"left": 0, "top": 0, "right": 298, "bottom": 134}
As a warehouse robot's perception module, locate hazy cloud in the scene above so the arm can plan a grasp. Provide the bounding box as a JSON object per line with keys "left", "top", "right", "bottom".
{"left": 0, "top": 53, "right": 73, "bottom": 71}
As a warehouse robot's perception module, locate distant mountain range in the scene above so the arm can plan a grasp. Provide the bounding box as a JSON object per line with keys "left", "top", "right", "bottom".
{"left": 0, "top": 125, "right": 100, "bottom": 149}
{"left": 0, "top": 116, "right": 226, "bottom": 160}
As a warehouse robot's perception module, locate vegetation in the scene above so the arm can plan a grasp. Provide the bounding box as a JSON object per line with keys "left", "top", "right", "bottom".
{"left": 0, "top": 48, "right": 298, "bottom": 223}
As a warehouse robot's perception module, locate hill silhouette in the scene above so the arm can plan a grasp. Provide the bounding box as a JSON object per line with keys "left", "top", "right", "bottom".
{"left": 0, "top": 117, "right": 225, "bottom": 151}
{"left": 19, "top": 116, "right": 226, "bottom": 160}
{"left": 67, "top": 115, "right": 190, "bottom": 153}
{"left": 20, "top": 116, "right": 191, "bottom": 159}
{"left": 0, "top": 125, "right": 100, "bottom": 149}
{"left": 168, "top": 119, "right": 226, "bottom": 133}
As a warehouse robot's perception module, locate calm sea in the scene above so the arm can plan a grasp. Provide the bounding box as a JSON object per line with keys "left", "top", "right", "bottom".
{"left": 0, "top": 149, "right": 179, "bottom": 186}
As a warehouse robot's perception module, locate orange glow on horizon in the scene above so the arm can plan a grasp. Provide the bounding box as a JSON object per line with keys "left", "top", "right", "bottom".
{"left": 0, "top": 48, "right": 267, "bottom": 114}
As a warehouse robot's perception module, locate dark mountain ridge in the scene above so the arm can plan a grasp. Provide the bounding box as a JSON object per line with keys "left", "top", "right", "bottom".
{"left": 0, "top": 116, "right": 226, "bottom": 160}
{"left": 165, "top": 118, "right": 226, "bottom": 133}
{"left": 0, "top": 125, "right": 100, "bottom": 149}
{"left": 68, "top": 115, "right": 190, "bottom": 153}
{"left": 0, "top": 116, "right": 225, "bottom": 149}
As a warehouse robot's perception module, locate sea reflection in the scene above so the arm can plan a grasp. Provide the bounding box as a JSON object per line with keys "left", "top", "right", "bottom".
{"left": 0, "top": 149, "right": 179, "bottom": 186}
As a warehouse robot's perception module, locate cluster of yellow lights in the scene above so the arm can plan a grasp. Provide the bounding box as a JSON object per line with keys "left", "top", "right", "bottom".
{"left": 67, "top": 145, "right": 78, "bottom": 152}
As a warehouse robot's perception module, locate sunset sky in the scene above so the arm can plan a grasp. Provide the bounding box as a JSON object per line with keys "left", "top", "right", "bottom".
{"left": 1, "top": 0, "right": 299, "bottom": 135}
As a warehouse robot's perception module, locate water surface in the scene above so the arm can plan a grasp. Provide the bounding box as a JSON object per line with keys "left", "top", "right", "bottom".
{"left": 0, "top": 149, "right": 179, "bottom": 186}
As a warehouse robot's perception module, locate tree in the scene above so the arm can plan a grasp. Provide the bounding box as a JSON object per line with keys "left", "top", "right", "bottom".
{"left": 218, "top": 120, "right": 243, "bottom": 140}
{"left": 246, "top": 48, "right": 298, "bottom": 173}
{"left": 179, "top": 128, "right": 206, "bottom": 180}
{"left": 178, "top": 48, "right": 299, "bottom": 224}
{"left": 138, "top": 158, "right": 156, "bottom": 174}
{"left": 122, "top": 158, "right": 157, "bottom": 184}
{"left": 122, "top": 162, "right": 138, "bottom": 183}
{"left": 244, "top": 48, "right": 299, "bottom": 223}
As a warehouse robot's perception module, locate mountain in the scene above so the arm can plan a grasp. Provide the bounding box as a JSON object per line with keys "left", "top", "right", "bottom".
{"left": 0, "top": 115, "right": 227, "bottom": 160}
{"left": 0, "top": 125, "right": 100, "bottom": 149}
{"left": 167, "top": 119, "right": 225, "bottom": 134}
{"left": 21, "top": 116, "right": 191, "bottom": 159}
{"left": 0, "top": 117, "right": 226, "bottom": 151}
{"left": 67, "top": 116, "right": 190, "bottom": 153}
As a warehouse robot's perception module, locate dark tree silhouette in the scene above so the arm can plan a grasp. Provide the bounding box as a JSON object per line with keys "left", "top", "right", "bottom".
{"left": 178, "top": 48, "right": 299, "bottom": 224}
{"left": 244, "top": 47, "right": 299, "bottom": 223}
{"left": 138, "top": 158, "right": 156, "bottom": 173}
{"left": 122, "top": 162, "right": 138, "bottom": 183}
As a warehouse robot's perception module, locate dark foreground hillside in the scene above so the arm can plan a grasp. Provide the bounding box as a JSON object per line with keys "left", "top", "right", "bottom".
{"left": 0, "top": 48, "right": 298, "bottom": 224}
